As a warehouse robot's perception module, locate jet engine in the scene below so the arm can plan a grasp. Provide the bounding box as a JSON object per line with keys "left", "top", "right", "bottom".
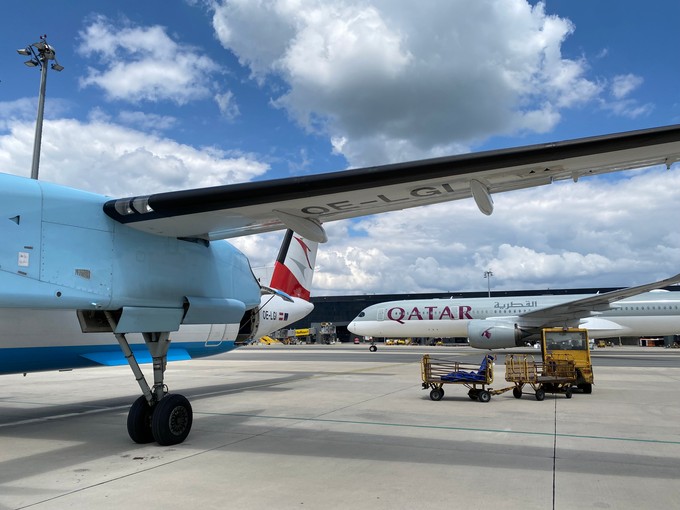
{"left": 467, "top": 319, "right": 530, "bottom": 349}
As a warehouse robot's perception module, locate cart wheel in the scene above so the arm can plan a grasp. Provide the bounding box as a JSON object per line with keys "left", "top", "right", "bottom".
{"left": 369, "top": 345, "right": 377, "bottom": 352}
{"left": 478, "top": 390, "right": 491, "bottom": 403}
{"left": 512, "top": 387, "right": 522, "bottom": 399}
{"left": 565, "top": 387, "right": 573, "bottom": 399}
{"left": 430, "top": 388, "right": 444, "bottom": 401}
{"left": 578, "top": 383, "right": 592, "bottom": 394}
{"left": 535, "top": 388, "right": 545, "bottom": 401}
{"left": 468, "top": 389, "right": 479, "bottom": 400}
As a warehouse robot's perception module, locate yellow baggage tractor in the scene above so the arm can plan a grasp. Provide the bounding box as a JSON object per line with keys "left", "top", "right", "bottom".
{"left": 542, "top": 327, "right": 594, "bottom": 394}
{"left": 421, "top": 354, "right": 498, "bottom": 402}
{"left": 505, "top": 327, "right": 594, "bottom": 400}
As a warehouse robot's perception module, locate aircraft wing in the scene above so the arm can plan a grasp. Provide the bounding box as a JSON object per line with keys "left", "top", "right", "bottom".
{"left": 518, "top": 272, "right": 680, "bottom": 325}
{"left": 103, "top": 124, "right": 680, "bottom": 243}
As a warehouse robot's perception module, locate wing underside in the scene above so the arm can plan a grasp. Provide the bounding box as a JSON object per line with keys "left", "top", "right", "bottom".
{"left": 103, "top": 125, "right": 680, "bottom": 242}
{"left": 517, "top": 272, "right": 680, "bottom": 328}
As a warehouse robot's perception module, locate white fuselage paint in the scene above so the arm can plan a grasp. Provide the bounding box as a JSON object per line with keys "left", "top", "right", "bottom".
{"left": 348, "top": 292, "right": 680, "bottom": 340}
{"left": 0, "top": 294, "right": 313, "bottom": 375}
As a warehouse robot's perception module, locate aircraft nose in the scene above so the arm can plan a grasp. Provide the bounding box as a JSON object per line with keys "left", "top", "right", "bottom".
{"left": 300, "top": 300, "right": 314, "bottom": 318}
{"left": 289, "top": 298, "right": 315, "bottom": 322}
{"left": 348, "top": 320, "right": 360, "bottom": 334}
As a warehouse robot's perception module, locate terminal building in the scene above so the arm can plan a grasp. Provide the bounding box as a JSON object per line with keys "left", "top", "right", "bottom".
{"left": 277, "top": 286, "right": 680, "bottom": 346}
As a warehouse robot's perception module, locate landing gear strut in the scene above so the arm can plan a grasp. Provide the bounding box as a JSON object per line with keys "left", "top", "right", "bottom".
{"left": 105, "top": 313, "right": 193, "bottom": 446}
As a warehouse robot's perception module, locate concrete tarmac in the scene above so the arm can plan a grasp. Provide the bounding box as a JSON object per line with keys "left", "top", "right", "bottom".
{"left": 1, "top": 345, "right": 679, "bottom": 509}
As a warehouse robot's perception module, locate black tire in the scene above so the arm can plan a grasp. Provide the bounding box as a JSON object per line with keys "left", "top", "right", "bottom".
{"left": 578, "top": 383, "right": 593, "bottom": 394}
{"left": 430, "top": 388, "right": 444, "bottom": 401}
{"left": 369, "top": 345, "right": 377, "bottom": 352}
{"left": 535, "top": 388, "right": 545, "bottom": 401}
{"left": 512, "top": 387, "right": 522, "bottom": 399}
{"left": 127, "top": 396, "right": 155, "bottom": 444}
{"left": 478, "top": 390, "right": 491, "bottom": 403}
{"left": 565, "top": 387, "right": 573, "bottom": 399}
{"left": 151, "top": 393, "right": 193, "bottom": 446}
{"left": 468, "top": 389, "right": 479, "bottom": 400}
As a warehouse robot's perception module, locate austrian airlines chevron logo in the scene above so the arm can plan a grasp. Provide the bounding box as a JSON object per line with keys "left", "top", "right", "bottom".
{"left": 293, "top": 236, "right": 314, "bottom": 270}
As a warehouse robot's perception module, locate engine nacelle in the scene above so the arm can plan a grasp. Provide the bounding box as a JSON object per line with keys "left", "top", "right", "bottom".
{"left": 467, "top": 319, "right": 529, "bottom": 349}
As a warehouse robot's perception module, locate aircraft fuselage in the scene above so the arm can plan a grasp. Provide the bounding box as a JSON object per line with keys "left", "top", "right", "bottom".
{"left": 0, "top": 173, "right": 263, "bottom": 374}
{"left": 349, "top": 292, "right": 680, "bottom": 348}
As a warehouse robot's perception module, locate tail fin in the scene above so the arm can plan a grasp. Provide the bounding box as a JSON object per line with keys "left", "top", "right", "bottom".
{"left": 237, "top": 229, "right": 317, "bottom": 343}
{"left": 269, "top": 229, "right": 318, "bottom": 300}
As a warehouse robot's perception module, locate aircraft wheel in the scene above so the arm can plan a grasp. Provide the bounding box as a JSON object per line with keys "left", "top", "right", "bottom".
{"left": 430, "top": 388, "right": 444, "bottom": 401}
{"left": 477, "top": 390, "right": 491, "bottom": 403}
{"left": 535, "top": 388, "right": 545, "bottom": 401}
{"left": 512, "top": 387, "right": 522, "bottom": 399}
{"left": 369, "top": 345, "right": 377, "bottom": 352}
{"left": 152, "top": 393, "right": 193, "bottom": 446}
{"left": 127, "top": 396, "right": 155, "bottom": 444}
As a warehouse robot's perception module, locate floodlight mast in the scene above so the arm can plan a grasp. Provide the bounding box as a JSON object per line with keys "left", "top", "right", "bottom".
{"left": 484, "top": 270, "right": 493, "bottom": 298}
{"left": 16, "top": 35, "right": 64, "bottom": 180}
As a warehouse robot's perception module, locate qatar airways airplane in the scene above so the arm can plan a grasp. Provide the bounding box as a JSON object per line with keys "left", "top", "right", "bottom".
{"left": 348, "top": 273, "right": 680, "bottom": 349}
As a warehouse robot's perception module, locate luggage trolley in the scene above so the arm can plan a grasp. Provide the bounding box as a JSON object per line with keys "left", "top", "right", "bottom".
{"left": 504, "top": 354, "right": 577, "bottom": 400}
{"left": 421, "top": 354, "right": 498, "bottom": 402}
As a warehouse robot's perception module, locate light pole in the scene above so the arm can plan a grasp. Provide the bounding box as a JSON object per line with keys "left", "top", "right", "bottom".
{"left": 484, "top": 270, "right": 493, "bottom": 297}
{"left": 17, "top": 35, "right": 64, "bottom": 180}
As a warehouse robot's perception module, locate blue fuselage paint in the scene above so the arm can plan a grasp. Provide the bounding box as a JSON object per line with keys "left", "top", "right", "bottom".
{"left": 0, "top": 341, "right": 238, "bottom": 374}
{"left": 0, "top": 173, "right": 261, "bottom": 375}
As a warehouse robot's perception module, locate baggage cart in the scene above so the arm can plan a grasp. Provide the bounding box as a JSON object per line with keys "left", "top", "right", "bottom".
{"left": 421, "top": 354, "right": 501, "bottom": 402}
{"left": 505, "top": 354, "right": 577, "bottom": 400}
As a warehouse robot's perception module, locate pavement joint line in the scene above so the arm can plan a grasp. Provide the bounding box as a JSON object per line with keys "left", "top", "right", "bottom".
{"left": 0, "top": 363, "right": 410, "bottom": 429}
{"left": 0, "top": 404, "right": 132, "bottom": 428}
{"left": 196, "top": 411, "right": 680, "bottom": 446}
{"left": 9, "top": 437, "right": 252, "bottom": 510}
{"left": 310, "top": 383, "right": 418, "bottom": 421}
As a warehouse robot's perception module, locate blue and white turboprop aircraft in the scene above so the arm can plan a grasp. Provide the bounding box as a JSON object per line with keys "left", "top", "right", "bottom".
{"left": 2, "top": 124, "right": 680, "bottom": 445}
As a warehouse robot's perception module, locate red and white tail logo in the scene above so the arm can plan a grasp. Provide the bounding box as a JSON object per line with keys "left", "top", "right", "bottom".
{"left": 269, "top": 230, "right": 318, "bottom": 301}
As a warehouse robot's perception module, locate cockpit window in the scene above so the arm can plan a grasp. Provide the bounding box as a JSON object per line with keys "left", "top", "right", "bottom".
{"left": 358, "top": 312, "right": 365, "bottom": 318}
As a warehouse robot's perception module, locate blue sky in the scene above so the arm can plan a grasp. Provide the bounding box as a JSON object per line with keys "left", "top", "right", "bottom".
{"left": 1, "top": 1, "right": 680, "bottom": 295}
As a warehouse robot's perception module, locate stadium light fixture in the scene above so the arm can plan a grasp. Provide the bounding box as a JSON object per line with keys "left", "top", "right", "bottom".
{"left": 484, "top": 270, "right": 494, "bottom": 298}
{"left": 16, "top": 35, "right": 65, "bottom": 180}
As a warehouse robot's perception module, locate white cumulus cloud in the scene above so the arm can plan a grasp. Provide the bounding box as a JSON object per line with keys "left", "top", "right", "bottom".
{"left": 77, "top": 15, "right": 220, "bottom": 105}
{"left": 211, "top": 0, "right": 603, "bottom": 165}
{"left": 0, "top": 118, "right": 269, "bottom": 196}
